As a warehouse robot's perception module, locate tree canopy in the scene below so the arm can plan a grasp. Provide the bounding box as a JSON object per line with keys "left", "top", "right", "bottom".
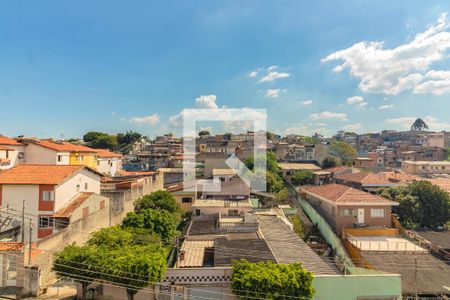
{"left": 122, "top": 209, "right": 178, "bottom": 242}
{"left": 410, "top": 118, "right": 429, "bottom": 131}
{"left": 198, "top": 130, "right": 210, "bottom": 136}
{"left": 83, "top": 131, "right": 118, "bottom": 149}
{"left": 291, "top": 170, "right": 314, "bottom": 186}
{"left": 379, "top": 180, "right": 450, "bottom": 229}
{"left": 134, "top": 190, "right": 179, "bottom": 213}
{"left": 231, "top": 259, "right": 315, "bottom": 299}
{"left": 329, "top": 141, "right": 357, "bottom": 166}
{"left": 322, "top": 156, "right": 338, "bottom": 169}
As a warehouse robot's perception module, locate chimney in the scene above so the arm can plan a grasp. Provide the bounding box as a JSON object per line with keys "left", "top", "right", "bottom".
{"left": 179, "top": 250, "right": 186, "bottom": 261}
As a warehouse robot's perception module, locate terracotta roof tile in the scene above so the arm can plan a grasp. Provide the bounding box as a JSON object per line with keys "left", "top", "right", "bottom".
{"left": 0, "top": 136, "right": 22, "bottom": 146}
{"left": 0, "top": 242, "right": 23, "bottom": 251}
{"left": 24, "top": 139, "right": 96, "bottom": 153}
{"left": 335, "top": 172, "right": 402, "bottom": 186}
{"left": 302, "top": 183, "right": 396, "bottom": 205}
{"left": 53, "top": 192, "right": 93, "bottom": 218}
{"left": 0, "top": 164, "right": 85, "bottom": 185}
{"left": 321, "top": 166, "right": 353, "bottom": 174}
{"left": 96, "top": 149, "right": 122, "bottom": 158}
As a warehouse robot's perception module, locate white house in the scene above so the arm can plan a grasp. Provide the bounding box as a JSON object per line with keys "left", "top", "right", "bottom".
{"left": 0, "top": 165, "right": 102, "bottom": 241}
{"left": 95, "top": 149, "right": 122, "bottom": 176}
{"left": 0, "top": 136, "right": 25, "bottom": 170}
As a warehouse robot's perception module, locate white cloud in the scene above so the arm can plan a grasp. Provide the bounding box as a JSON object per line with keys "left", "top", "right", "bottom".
{"left": 302, "top": 99, "right": 313, "bottom": 106}
{"left": 266, "top": 89, "right": 281, "bottom": 98}
{"left": 248, "top": 70, "right": 259, "bottom": 78}
{"left": 378, "top": 104, "right": 394, "bottom": 110}
{"left": 309, "top": 111, "right": 347, "bottom": 121}
{"left": 322, "top": 13, "right": 450, "bottom": 95}
{"left": 259, "top": 71, "right": 290, "bottom": 82}
{"left": 129, "top": 113, "right": 160, "bottom": 126}
{"left": 385, "top": 115, "right": 450, "bottom": 130}
{"left": 342, "top": 123, "right": 362, "bottom": 131}
{"left": 267, "top": 65, "right": 278, "bottom": 71}
{"left": 195, "top": 94, "right": 218, "bottom": 109}
{"left": 346, "top": 96, "right": 365, "bottom": 105}
{"left": 284, "top": 123, "right": 330, "bottom": 136}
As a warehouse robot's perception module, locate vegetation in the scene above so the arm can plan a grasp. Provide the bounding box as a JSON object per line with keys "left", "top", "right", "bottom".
{"left": 410, "top": 118, "right": 429, "bottom": 131}
{"left": 82, "top": 130, "right": 143, "bottom": 154}
{"left": 378, "top": 181, "right": 450, "bottom": 229}
{"left": 321, "top": 156, "right": 338, "bottom": 169}
{"left": 198, "top": 130, "right": 210, "bottom": 136}
{"left": 231, "top": 259, "right": 315, "bottom": 299}
{"left": 53, "top": 190, "right": 183, "bottom": 300}
{"left": 290, "top": 170, "right": 314, "bottom": 186}
{"left": 289, "top": 215, "right": 306, "bottom": 240}
{"left": 329, "top": 141, "right": 357, "bottom": 166}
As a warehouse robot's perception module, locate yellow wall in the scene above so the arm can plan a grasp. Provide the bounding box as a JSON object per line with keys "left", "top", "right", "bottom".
{"left": 69, "top": 152, "right": 98, "bottom": 169}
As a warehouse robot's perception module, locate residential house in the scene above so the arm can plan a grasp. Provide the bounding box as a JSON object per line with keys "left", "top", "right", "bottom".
{"left": 301, "top": 184, "right": 398, "bottom": 234}
{"left": 279, "top": 162, "right": 321, "bottom": 180}
{"left": 0, "top": 165, "right": 102, "bottom": 241}
{"left": 166, "top": 182, "right": 196, "bottom": 211}
{"left": 335, "top": 171, "right": 404, "bottom": 191}
{"left": 20, "top": 139, "right": 98, "bottom": 169}
{"left": 95, "top": 149, "right": 122, "bottom": 176}
{"left": 401, "top": 160, "right": 450, "bottom": 175}
{"left": 0, "top": 136, "right": 25, "bottom": 170}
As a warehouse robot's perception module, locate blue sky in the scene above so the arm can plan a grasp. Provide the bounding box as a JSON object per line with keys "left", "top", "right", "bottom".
{"left": 1, "top": 0, "right": 450, "bottom": 138}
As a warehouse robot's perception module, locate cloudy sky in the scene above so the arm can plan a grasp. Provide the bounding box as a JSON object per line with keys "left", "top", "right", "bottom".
{"left": 1, "top": 1, "right": 450, "bottom": 138}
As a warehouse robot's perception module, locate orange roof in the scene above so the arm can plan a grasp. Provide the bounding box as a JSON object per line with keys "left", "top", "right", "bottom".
{"left": 302, "top": 184, "right": 396, "bottom": 205}
{"left": 426, "top": 178, "right": 450, "bottom": 193}
{"left": 0, "top": 242, "right": 23, "bottom": 251}
{"left": 380, "top": 172, "right": 419, "bottom": 183}
{"left": 0, "top": 165, "right": 86, "bottom": 185}
{"left": 335, "top": 172, "right": 402, "bottom": 186}
{"left": 0, "top": 136, "right": 22, "bottom": 146}
{"left": 321, "top": 166, "right": 353, "bottom": 174}
{"left": 96, "top": 149, "right": 122, "bottom": 158}
{"left": 24, "top": 139, "right": 96, "bottom": 153}
{"left": 53, "top": 192, "right": 93, "bottom": 218}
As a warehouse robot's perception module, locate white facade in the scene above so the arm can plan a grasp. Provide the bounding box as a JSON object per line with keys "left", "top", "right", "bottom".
{"left": 0, "top": 144, "right": 25, "bottom": 170}
{"left": 96, "top": 157, "right": 121, "bottom": 176}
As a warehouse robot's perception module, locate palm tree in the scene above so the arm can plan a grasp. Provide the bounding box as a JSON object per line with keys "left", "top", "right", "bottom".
{"left": 410, "top": 118, "right": 429, "bottom": 131}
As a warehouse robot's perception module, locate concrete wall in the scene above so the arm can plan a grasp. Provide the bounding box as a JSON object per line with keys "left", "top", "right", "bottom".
{"left": 68, "top": 194, "right": 110, "bottom": 223}
{"left": 97, "top": 158, "right": 121, "bottom": 176}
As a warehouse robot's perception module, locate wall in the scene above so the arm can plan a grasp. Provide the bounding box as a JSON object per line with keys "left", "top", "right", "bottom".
{"left": 54, "top": 169, "right": 101, "bottom": 212}
{"left": 335, "top": 205, "right": 392, "bottom": 235}
{"left": 1, "top": 185, "right": 39, "bottom": 241}
{"left": 313, "top": 274, "right": 402, "bottom": 300}
{"left": 69, "top": 152, "right": 97, "bottom": 169}
{"left": 172, "top": 191, "right": 195, "bottom": 211}
{"left": 68, "top": 194, "right": 110, "bottom": 223}
{"left": 97, "top": 158, "right": 121, "bottom": 176}
{"left": 24, "top": 143, "right": 69, "bottom": 165}
{"left": 0, "top": 149, "right": 19, "bottom": 170}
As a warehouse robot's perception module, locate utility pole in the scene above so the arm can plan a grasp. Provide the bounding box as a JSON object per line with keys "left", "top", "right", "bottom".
{"left": 28, "top": 218, "right": 32, "bottom": 266}
{"left": 21, "top": 200, "right": 25, "bottom": 243}
{"left": 414, "top": 256, "right": 418, "bottom": 300}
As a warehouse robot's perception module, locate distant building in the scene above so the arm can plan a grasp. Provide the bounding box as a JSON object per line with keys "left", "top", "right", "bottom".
{"left": 401, "top": 160, "right": 450, "bottom": 175}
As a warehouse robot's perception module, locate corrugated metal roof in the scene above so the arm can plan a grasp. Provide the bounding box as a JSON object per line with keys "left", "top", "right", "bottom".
{"left": 178, "top": 240, "right": 214, "bottom": 268}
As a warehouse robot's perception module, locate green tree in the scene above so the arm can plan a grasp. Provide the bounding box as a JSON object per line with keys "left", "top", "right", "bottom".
{"left": 87, "top": 226, "right": 161, "bottom": 248}
{"left": 322, "top": 156, "right": 338, "bottom": 169}
{"left": 52, "top": 245, "right": 99, "bottom": 300}
{"left": 198, "top": 130, "right": 210, "bottom": 136}
{"left": 379, "top": 181, "right": 450, "bottom": 229}
{"left": 134, "top": 190, "right": 179, "bottom": 213}
{"left": 122, "top": 209, "right": 178, "bottom": 242}
{"left": 329, "top": 141, "right": 357, "bottom": 166}
{"left": 410, "top": 118, "right": 429, "bottom": 131}
{"left": 117, "top": 131, "right": 142, "bottom": 145}
{"left": 245, "top": 151, "right": 281, "bottom": 175}
{"left": 83, "top": 131, "right": 118, "bottom": 149}
{"left": 97, "top": 244, "right": 166, "bottom": 300}
{"left": 231, "top": 259, "right": 315, "bottom": 299}
{"left": 291, "top": 170, "right": 314, "bottom": 186}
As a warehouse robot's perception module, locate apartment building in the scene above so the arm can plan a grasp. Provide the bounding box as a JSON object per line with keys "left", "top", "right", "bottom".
{"left": 95, "top": 149, "right": 122, "bottom": 176}
{"left": 401, "top": 160, "right": 450, "bottom": 175}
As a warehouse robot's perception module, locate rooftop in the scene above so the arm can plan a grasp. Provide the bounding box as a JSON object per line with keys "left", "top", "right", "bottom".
{"left": 302, "top": 184, "right": 397, "bottom": 205}
{"left": 24, "top": 139, "right": 97, "bottom": 153}
{"left": 279, "top": 163, "right": 321, "bottom": 171}
{"left": 192, "top": 199, "right": 252, "bottom": 208}
{"left": 53, "top": 192, "right": 94, "bottom": 218}
{"left": 0, "top": 165, "right": 90, "bottom": 185}
{"left": 335, "top": 172, "right": 403, "bottom": 187}
{"left": 413, "top": 229, "right": 450, "bottom": 250}
{"left": 0, "top": 242, "right": 23, "bottom": 251}
{"left": 403, "top": 160, "right": 450, "bottom": 166}
{"left": 178, "top": 240, "right": 214, "bottom": 268}
{"left": 214, "top": 238, "right": 276, "bottom": 267}
{"left": 347, "top": 235, "right": 427, "bottom": 252}
{"left": 0, "top": 136, "right": 22, "bottom": 146}
{"left": 96, "top": 149, "right": 122, "bottom": 158}
{"left": 212, "top": 168, "right": 237, "bottom": 176}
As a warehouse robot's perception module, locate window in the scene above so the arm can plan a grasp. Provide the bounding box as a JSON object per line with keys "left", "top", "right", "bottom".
{"left": 42, "top": 191, "right": 55, "bottom": 201}
{"left": 39, "top": 216, "right": 54, "bottom": 228}
{"left": 76, "top": 155, "right": 83, "bottom": 161}
{"left": 100, "top": 200, "right": 105, "bottom": 209}
{"left": 341, "top": 208, "right": 357, "bottom": 217}
{"left": 84, "top": 183, "right": 88, "bottom": 190}
{"left": 181, "top": 197, "right": 192, "bottom": 203}
{"left": 82, "top": 207, "right": 89, "bottom": 218}
{"left": 371, "top": 208, "right": 385, "bottom": 218}
{"left": 331, "top": 206, "right": 336, "bottom": 217}
{"left": 57, "top": 155, "right": 62, "bottom": 162}
{"left": 228, "top": 209, "right": 239, "bottom": 216}
{"left": 76, "top": 184, "right": 80, "bottom": 192}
